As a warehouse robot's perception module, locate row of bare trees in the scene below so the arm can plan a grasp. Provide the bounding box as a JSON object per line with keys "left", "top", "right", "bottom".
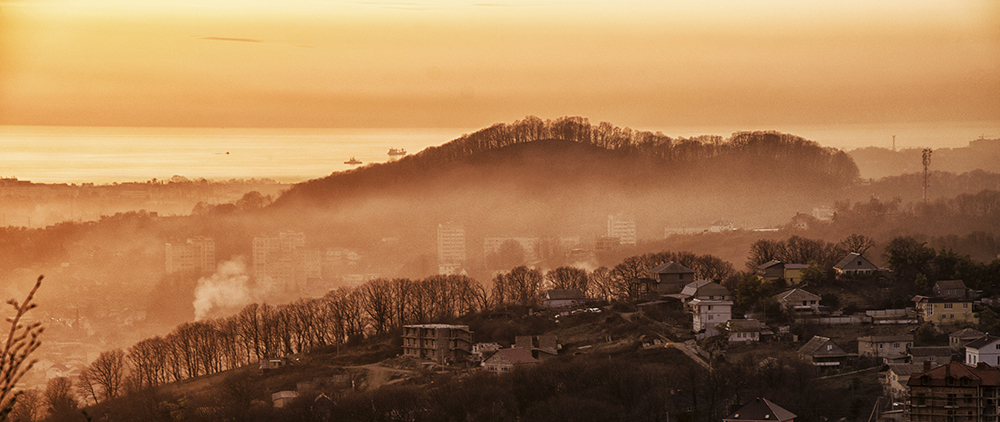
{"left": 66, "top": 250, "right": 733, "bottom": 402}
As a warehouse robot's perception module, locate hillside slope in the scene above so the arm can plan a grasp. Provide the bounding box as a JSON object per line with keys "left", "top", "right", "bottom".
{"left": 265, "top": 118, "right": 860, "bottom": 252}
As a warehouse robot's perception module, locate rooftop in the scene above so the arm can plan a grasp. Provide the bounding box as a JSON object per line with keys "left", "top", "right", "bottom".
{"left": 724, "top": 397, "right": 797, "bottom": 422}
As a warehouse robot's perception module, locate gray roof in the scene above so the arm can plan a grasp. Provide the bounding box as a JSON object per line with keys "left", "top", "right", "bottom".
{"left": 951, "top": 328, "right": 987, "bottom": 340}
{"left": 834, "top": 253, "right": 878, "bottom": 271}
{"left": 935, "top": 279, "right": 969, "bottom": 290}
{"left": 649, "top": 261, "right": 695, "bottom": 274}
{"left": 728, "top": 319, "right": 763, "bottom": 333}
{"left": 885, "top": 363, "right": 927, "bottom": 378}
{"left": 966, "top": 335, "right": 1000, "bottom": 350}
{"left": 724, "top": 397, "right": 797, "bottom": 422}
{"left": 681, "top": 280, "right": 729, "bottom": 298}
{"left": 775, "top": 288, "right": 821, "bottom": 303}
{"left": 858, "top": 335, "right": 912, "bottom": 343}
{"left": 758, "top": 260, "right": 784, "bottom": 270}
{"left": 908, "top": 346, "right": 953, "bottom": 357}
{"left": 798, "top": 336, "right": 849, "bottom": 357}
{"left": 487, "top": 347, "right": 538, "bottom": 365}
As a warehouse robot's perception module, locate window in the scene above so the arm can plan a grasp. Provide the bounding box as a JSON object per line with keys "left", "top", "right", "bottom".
{"left": 894, "top": 342, "right": 900, "bottom": 348}
{"left": 964, "top": 303, "right": 969, "bottom": 309}
{"left": 947, "top": 393, "right": 957, "bottom": 406}
{"left": 826, "top": 345, "right": 833, "bottom": 351}
{"left": 945, "top": 303, "right": 953, "bottom": 309}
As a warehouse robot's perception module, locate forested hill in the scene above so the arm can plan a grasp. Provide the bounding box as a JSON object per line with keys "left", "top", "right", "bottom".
{"left": 273, "top": 116, "right": 859, "bottom": 210}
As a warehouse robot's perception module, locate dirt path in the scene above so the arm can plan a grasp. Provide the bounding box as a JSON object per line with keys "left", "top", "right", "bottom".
{"left": 347, "top": 363, "right": 416, "bottom": 389}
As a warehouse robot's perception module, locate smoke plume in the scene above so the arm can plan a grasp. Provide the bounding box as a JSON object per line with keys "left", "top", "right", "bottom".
{"left": 192, "top": 258, "right": 257, "bottom": 321}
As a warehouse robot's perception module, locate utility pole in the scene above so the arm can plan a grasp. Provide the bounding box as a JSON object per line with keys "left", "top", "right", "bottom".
{"left": 922, "top": 148, "right": 932, "bottom": 203}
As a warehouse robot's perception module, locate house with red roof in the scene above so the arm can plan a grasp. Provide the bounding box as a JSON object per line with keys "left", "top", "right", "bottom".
{"left": 908, "top": 361, "right": 1000, "bottom": 421}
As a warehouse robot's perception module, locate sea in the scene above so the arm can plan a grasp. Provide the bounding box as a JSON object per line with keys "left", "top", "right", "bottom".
{"left": 1, "top": 122, "right": 996, "bottom": 184}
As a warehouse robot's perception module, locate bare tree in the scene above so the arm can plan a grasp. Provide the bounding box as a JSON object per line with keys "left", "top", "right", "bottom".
{"left": 75, "top": 369, "right": 100, "bottom": 406}
{"left": 8, "top": 389, "right": 42, "bottom": 422}
{"left": 839, "top": 234, "right": 875, "bottom": 255}
{"left": 588, "top": 267, "right": 616, "bottom": 301}
{"left": 360, "top": 279, "right": 394, "bottom": 334}
{"left": 0, "top": 275, "right": 43, "bottom": 422}
{"left": 746, "top": 239, "right": 786, "bottom": 271}
{"left": 504, "top": 266, "right": 543, "bottom": 306}
{"left": 87, "top": 349, "right": 127, "bottom": 401}
{"left": 43, "top": 377, "right": 76, "bottom": 420}
{"left": 389, "top": 278, "right": 413, "bottom": 327}
{"left": 545, "top": 267, "right": 588, "bottom": 291}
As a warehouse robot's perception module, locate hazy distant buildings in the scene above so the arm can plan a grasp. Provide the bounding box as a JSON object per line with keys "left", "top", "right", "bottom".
{"left": 594, "top": 236, "right": 620, "bottom": 253}
{"left": 437, "top": 222, "right": 466, "bottom": 274}
{"left": 607, "top": 213, "right": 636, "bottom": 246}
{"left": 483, "top": 237, "right": 540, "bottom": 263}
{"left": 165, "top": 236, "right": 215, "bottom": 274}
{"left": 253, "top": 231, "right": 308, "bottom": 290}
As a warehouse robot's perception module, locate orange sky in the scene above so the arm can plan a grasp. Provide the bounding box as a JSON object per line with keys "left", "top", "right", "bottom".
{"left": 1, "top": 0, "right": 998, "bottom": 129}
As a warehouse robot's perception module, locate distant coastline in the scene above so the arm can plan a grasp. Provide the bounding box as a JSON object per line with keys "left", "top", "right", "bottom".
{"left": 1, "top": 121, "right": 996, "bottom": 184}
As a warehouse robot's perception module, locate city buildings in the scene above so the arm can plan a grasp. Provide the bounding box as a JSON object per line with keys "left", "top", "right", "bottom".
{"left": 253, "top": 231, "right": 308, "bottom": 290}
{"left": 437, "top": 222, "right": 466, "bottom": 274}
{"left": 607, "top": 213, "right": 636, "bottom": 246}
{"left": 165, "top": 236, "right": 215, "bottom": 274}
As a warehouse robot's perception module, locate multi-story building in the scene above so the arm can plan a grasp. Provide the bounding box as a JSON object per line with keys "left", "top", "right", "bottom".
{"left": 401, "top": 324, "right": 473, "bottom": 363}
{"left": 647, "top": 261, "right": 696, "bottom": 295}
{"left": 165, "top": 236, "right": 215, "bottom": 274}
{"left": 253, "top": 231, "right": 309, "bottom": 290}
{"left": 908, "top": 361, "right": 1000, "bottom": 422}
{"left": 689, "top": 298, "right": 732, "bottom": 336}
{"left": 913, "top": 296, "right": 977, "bottom": 325}
{"left": 882, "top": 362, "right": 925, "bottom": 403}
{"left": 607, "top": 213, "right": 636, "bottom": 246}
{"left": 858, "top": 335, "right": 913, "bottom": 363}
{"left": 967, "top": 336, "right": 1000, "bottom": 367}
{"left": 437, "top": 222, "right": 466, "bottom": 269}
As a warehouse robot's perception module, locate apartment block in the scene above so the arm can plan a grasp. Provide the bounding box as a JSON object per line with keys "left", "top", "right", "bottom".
{"left": 401, "top": 324, "right": 473, "bottom": 363}
{"left": 165, "top": 236, "right": 215, "bottom": 274}
{"left": 437, "top": 222, "right": 466, "bottom": 265}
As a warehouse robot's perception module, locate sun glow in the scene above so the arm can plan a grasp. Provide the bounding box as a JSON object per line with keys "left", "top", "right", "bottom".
{"left": 1, "top": 0, "right": 998, "bottom": 129}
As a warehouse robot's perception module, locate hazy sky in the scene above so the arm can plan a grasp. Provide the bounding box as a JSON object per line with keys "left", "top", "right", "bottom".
{"left": 1, "top": 0, "right": 998, "bottom": 129}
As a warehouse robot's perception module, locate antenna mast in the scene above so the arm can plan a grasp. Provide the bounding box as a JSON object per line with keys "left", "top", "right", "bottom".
{"left": 922, "top": 148, "right": 932, "bottom": 202}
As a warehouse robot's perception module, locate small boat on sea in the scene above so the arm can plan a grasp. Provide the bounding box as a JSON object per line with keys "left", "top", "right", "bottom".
{"left": 344, "top": 157, "right": 362, "bottom": 165}
{"left": 387, "top": 147, "right": 407, "bottom": 156}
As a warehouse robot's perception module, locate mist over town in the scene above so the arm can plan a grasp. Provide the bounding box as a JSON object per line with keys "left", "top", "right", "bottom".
{"left": 0, "top": 115, "right": 998, "bottom": 422}
{"left": 2, "top": 0, "right": 999, "bottom": 420}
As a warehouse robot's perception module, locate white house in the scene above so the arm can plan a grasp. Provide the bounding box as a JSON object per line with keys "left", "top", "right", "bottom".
{"left": 965, "top": 335, "right": 1000, "bottom": 366}
{"left": 689, "top": 298, "right": 732, "bottom": 336}
{"left": 774, "top": 288, "right": 822, "bottom": 313}
{"left": 726, "top": 319, "right": 764, "bottom": 342}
